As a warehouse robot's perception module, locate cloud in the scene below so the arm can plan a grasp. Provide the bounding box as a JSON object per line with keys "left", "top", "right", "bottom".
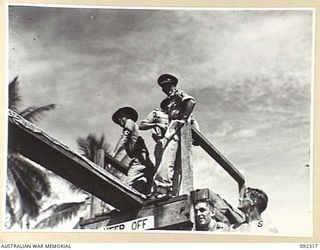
{"left": 233, "top": 129, "right": 257, "bottom": 138}
{"left": 8, "top": 7, "right": 313, "bottom": 235}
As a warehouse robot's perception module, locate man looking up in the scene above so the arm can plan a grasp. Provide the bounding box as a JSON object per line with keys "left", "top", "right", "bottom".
{"left": 230, "top": 187, "right": 278, "bottom": 233}
{"left": 194, "top": 199, "right": 229, "bottom": 231}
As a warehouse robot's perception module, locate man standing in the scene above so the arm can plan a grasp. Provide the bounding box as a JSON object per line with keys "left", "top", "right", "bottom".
{"left": 230, "top": 187, "right": 278, "bottom": 233}
{"left": 194, "top": 199, "right": 229, "bottom": 231}
{"left": 150, "top": 73, "right": 196, "bottom": 199}
{"left": 112, "top": 107, "right": 154, "bottom": 195}
{"left": 139, "top": 99, "right": 170, "bottom": 143}
{"left": 139, "top": 99, "right": 170, "bottom": 170}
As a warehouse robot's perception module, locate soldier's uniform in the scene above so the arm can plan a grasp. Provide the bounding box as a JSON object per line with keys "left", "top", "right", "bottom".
{"left": 141, "top": 108, "right": 169, "bottom": 143}
{"left": 112, "top": 107, "right": 155, "bottom": 195}
{"left": 152, "top": 74, "right": 196, "bottom": 198}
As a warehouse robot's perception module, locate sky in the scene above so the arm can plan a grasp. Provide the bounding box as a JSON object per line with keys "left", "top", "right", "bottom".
{"left": 7, "top": 6, "right": 313, "bottom": 236}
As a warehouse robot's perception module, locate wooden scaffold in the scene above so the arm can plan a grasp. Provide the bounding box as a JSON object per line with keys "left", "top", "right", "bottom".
{"left": 8, "top": 109, "right": 246, "bottom": 230}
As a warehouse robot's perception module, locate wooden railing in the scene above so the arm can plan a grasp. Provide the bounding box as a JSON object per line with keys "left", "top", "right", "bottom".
{"left": 191, "top": 126, "right": 246, "bottom": 196}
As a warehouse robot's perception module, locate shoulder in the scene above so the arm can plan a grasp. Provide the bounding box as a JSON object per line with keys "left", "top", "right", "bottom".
{"left": 174, "top": 89, "right": 194, "bottom": 102}
{"left": 210, "top": 221, "right": 229, "bottom": 231}
{"left": 230, "top": 222, "right": 244, "bottom": 231}
{"left": 215, "top": 222, "right": 230, "bottom": 231}
{"left": 142, "top": 109, "right": 158, "bottom": 120}
{"left": 254, "top": 219, "right": 278, "bottom": 233}
{"left": 230, "top": 220, "right": 278, "bottom": 233}
{"left": 124, "top": 119, "right": 137, "bottom": 131}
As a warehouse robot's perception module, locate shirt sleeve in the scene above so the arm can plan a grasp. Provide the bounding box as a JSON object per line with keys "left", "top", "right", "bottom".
{"left": 141, "top": 110, "right": 156, "bottom": 123}
{"left": 176, "top": 89, "right": 195, "bottom": 102}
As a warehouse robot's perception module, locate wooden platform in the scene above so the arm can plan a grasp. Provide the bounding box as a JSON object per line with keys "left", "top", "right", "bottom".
{"left": 8, "top": 110, "right": 245, "bottom": 230}
{"left": 80, "top": 195, "right": 193, "bottom": 230}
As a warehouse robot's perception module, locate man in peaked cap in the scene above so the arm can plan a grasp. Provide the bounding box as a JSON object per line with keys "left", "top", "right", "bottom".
{"left": 112, "top": 107, "right": 155, "bottom": 195}
{"left": 149, "top": 73, "right": 197, "bottom": 199}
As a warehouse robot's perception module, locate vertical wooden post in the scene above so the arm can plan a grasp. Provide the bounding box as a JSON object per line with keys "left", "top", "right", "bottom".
{"left": 90, "top": 149, "right": 110, "bottom": 218}
{"left": 172, "top": 138, "right": 181, "bottom": 196}
{"left": 178, "top": 122, "right": 194, "bottom": 195}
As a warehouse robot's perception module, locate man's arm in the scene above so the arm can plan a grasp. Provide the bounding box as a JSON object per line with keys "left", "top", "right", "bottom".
{"left": 112, "top": 130, "right": 130, "bottom": 158}
{"left": 139, "top": 110, "right": 167, "bottom": 131}
{"left": 172, "top": 99, "right": 196, "bottom": 121}
{"left": 182, "top": 99, "right": 196, "bottom": 121}
{"left": 171, "top": 89, "right": 196, "bottom": 121}
{"left": 112, "top": 119, "right": 135, "bottom": 158}
{"left": 139, "top": 121, "right": 167, "bottom": 131}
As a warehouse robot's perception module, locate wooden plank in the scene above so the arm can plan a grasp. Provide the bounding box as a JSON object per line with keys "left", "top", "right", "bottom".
{"left": 89, "top": 150, "right": 111, "bottom": 217}
{"left": 8, "top": 110, "right": 145, "bottom": 211}
{"left": 80, "top": 195, "right": 193, "bottom": 230}
{"left": 191, "top": 126, "right": 246, "bottom": 190}
{"left": 104, "top": 151, "right": 129, "bottom": 175}
{"left": 179, "top": 122, "right": 194, "bottom": 195}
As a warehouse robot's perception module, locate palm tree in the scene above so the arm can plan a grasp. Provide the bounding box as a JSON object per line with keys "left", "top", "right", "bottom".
{"left": 6, "top": 76, "right": 56, "bottom": 228}
{"left": 77, "top": 133, "right": 111, "bottom": 163}
{"left": 31, "top": 133, "right": 115, "bottom": 229}
{"left": 31, "top": 181, "right": 91, "bottom": 230}
{"left": 77, "top": 133, "right": 126, "bottom": 180}
{"left": 77, "top": 133, "right": 116, "bottom": 217}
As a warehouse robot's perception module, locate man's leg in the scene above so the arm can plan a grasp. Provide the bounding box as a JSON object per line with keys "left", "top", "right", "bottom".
{"left": 152, "top": 135, "right": 179, "bottom": 196}
{"left": 126, "top": 160, "right": 147, "bottom": 194}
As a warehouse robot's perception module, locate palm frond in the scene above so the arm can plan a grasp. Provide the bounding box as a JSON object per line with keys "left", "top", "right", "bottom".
{"left": 9, "top": 163, "right": 41, "bottom": 218}
{"left": 5, "top": 194, "right": 17, "bottom": 227}
{"left": 33, "top": 201, "right": 89, "bottom": 229}
{"left": 67, "top": 182, "right": 87, "bottom": 193}
{"left": 7, "top": 154, "right": 51, "bottom": 218}
{"left": 77, "top": 133, "right": 111, "bottom": 161}
{"left": 77, "top": 137, "right": 94, "bottom": 160}
{"left": 19, "top": 104, "right": 56, "bottom": 122}
{"left": 6, "top": 166, "right": 23, "bottom": 222}
{"left": 12, "top": 154, "right": 51, "bottom": 197}
{"left": 8, "top": 76, "right": 21, "bottom": 112}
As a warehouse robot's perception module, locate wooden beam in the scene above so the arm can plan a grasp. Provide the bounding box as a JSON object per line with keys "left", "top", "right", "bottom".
{"left": 79, "top": 188, "right": 244, "bottom": 230}
{"left": 191, "top": 126, "right": 246, "bottom": 191}
{"left": 80, "top": 195, "right": 193, "bottom": 230}
{"left": 104, "top": 151, "right": 128, "bottom": 175}
{"left": 179, "top": 122, "right": 194, "bottom": 195}
{"left": 8, "top": 110, "right": 145, "bottom": 211}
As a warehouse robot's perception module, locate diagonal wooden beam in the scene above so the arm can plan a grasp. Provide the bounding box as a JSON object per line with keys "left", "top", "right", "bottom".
{"left": 191, "top": 126, "right": 246, "bottom": 193}
{"left": 7, "top": 110, "right": 145, "bottom": 211}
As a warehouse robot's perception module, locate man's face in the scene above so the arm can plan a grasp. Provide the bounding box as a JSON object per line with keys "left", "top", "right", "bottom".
{"left": 161, "top": 84, "right": 175, "bottom": 96}
{"left": 238, "top": 191, "right": 254, "bottom": 212}
{"left": 118, "top": 116, "right": 127, "bottom": 127}
{"left": 195, "top": 202, "right": 214, "bottom": 226}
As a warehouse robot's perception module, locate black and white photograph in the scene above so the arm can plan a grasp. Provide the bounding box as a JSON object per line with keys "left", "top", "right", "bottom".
{"left": 5, "top": 4, "right": 314, "bottom": 237}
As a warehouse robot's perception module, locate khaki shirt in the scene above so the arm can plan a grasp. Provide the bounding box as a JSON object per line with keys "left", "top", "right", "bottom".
{"left": 141, "top": 109, "right": 169, "bottom": 141}
{"left": 165, "top": 89, "right": 195, "bottom": 121}
{"left": 121, "top": 119, "right": 139, "bottom": 157}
